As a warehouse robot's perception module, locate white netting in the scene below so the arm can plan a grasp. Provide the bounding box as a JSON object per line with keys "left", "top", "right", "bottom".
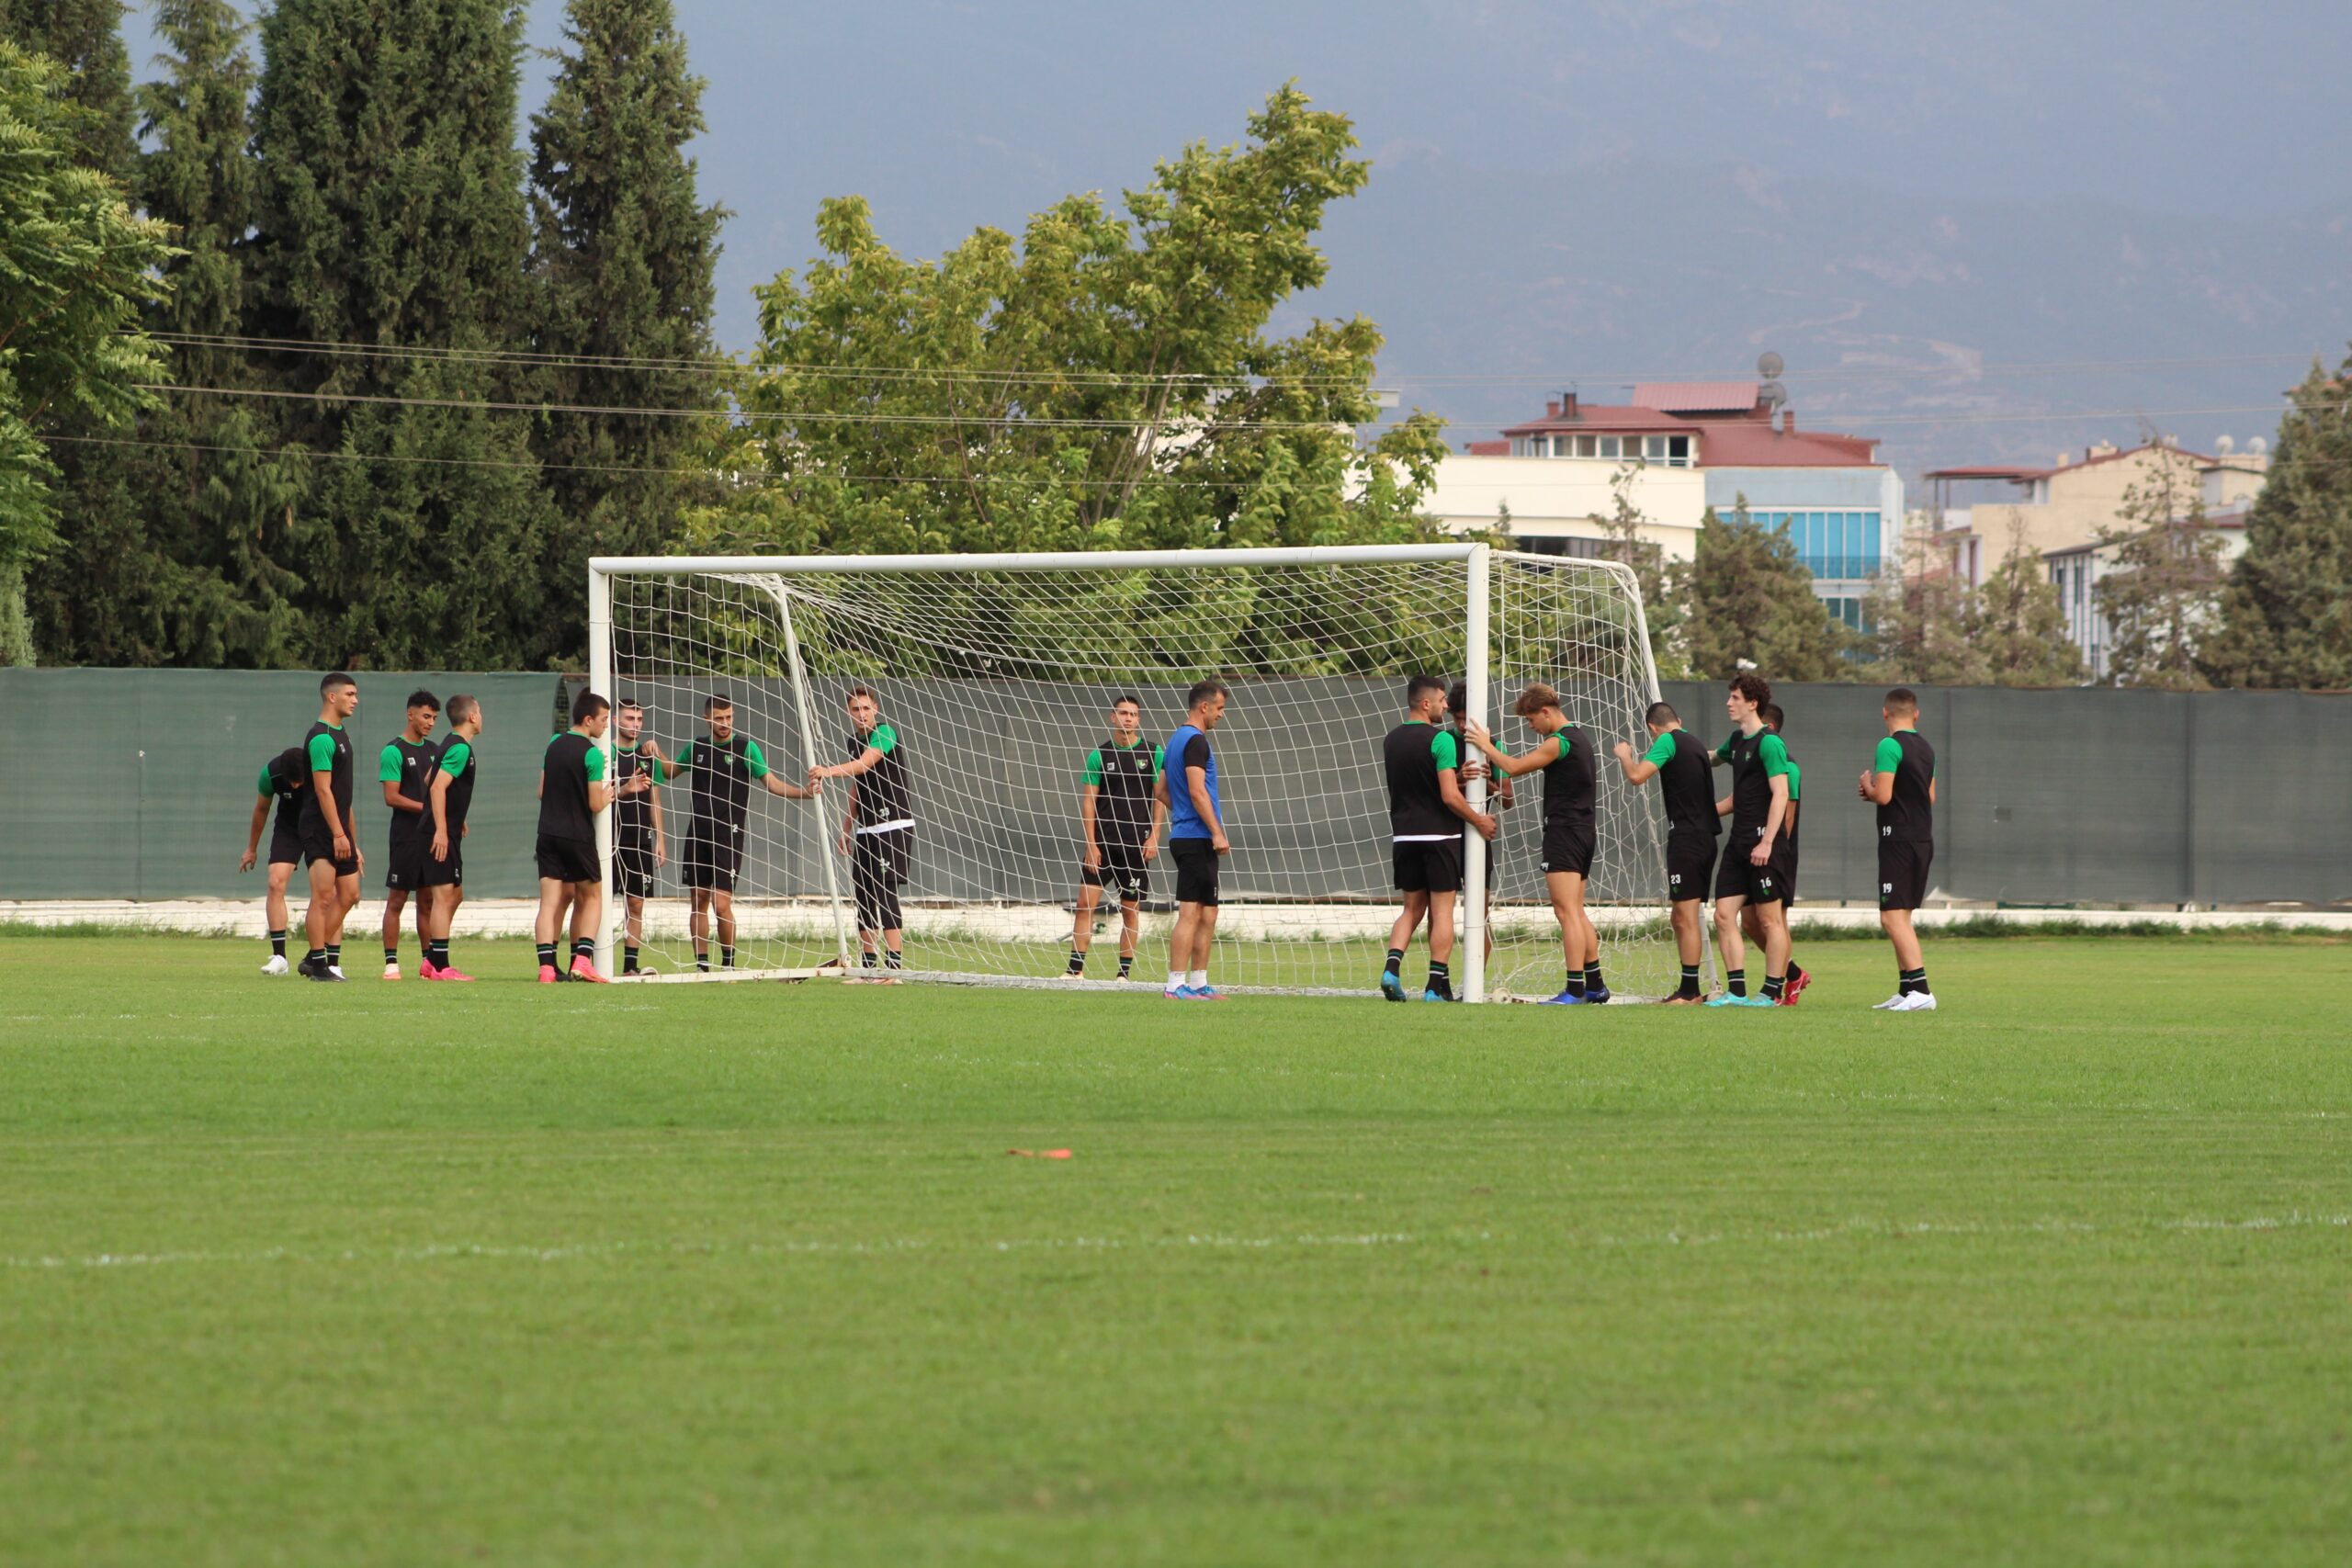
{"left": 598, "top": 548, "right": 1675, "bottom": 998}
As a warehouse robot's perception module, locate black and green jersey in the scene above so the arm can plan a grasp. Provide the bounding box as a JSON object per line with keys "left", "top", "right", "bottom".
{"left": 380, "top": 736, "right": 438, "bottom": 845}
{"left": 1536, "top": 723, "right": 1596, "bottom": 829}
{"left": 1872, "top": 729, "right": 1936, "bottom": 843}
{"left": 1083, "top": 737, "right": 1162, "bottom": 845}
{"left": 614, "top": 739, "right": 660, "bottom": 843}
{"left": 1716, "top": 728, "right": 1792, "bottom": 835}
{"left": 1384, "top": 719, "right": 1461, "bottom": 841}
{"left": 435, "top": 737, "right": 480, "bottom": 835}
{"left": 674, "top": 733, "right": 768, "bottom": 830}
{"left": 1641, "top": 728, "right": 1718, "bottom": 838}
{"left": 1778, "top": 741, "right": 1802, "bottom": 844}
{"left": 539, "top": 730, "right": 605, "bottom": 844}
{"left": 298, "top": 720, "right": 355, "bottom": 839}
{"left": 848, "top": 722, "right": 910, "bottom": 830}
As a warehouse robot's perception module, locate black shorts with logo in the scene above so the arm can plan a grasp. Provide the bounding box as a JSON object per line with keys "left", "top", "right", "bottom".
{"left": 1878, "top": 839, "right": 1933, "bottom": 911}
{"left": 852, "top": 827, "right": 912, "bottom": 932}
{"left": 1543, "top": 820, "right": 1595, "bottom": 877}
{"left": 536, "top": 834, "right": 598, "bottom": 886}
{"left": 300, "top": 821, "right": 359, "bottom": 879}
{"left": 267, "top": 818, "right": 306, "bottom": 869}
{"left": 616, "top": 834, "right": 657, "bottom": 898}
{"left": 1664, "top": 829, "right": 1715, "bottom": 903}
{"left": 418, "top": 845, "right": 463, "bottom": 889}
{"left": 1392, "top": 838, "right": 1464, "bottom": 894}
{"left": 681, "top": 822, "right": 744, "bottom": 892}
{"left": 384, "top": 829, "right": 428, "bottom": 892}
{"left": 1170, "top": 838, "right": 1221, "bottom": 908}
{"left": 1083, "top": 839, "right": 1151, "bottom": 902}
{"left": 1714, "top": 827, "right": 1785, "bottom": 907}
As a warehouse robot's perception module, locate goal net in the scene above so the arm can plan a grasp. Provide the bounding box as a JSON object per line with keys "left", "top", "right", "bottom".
{"left": 589, "top": 545, "right": 1675, "bottom": 1000}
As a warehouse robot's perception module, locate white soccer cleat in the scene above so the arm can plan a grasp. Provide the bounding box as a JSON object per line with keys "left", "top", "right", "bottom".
{"left": 261, "top": 954, "right": 290, "bottom": 976}
{"left": 328, "top": 964, "right": 346, "bottom": 980}
{"left": 1892, "top": 991, "right": 1938, "bottom": 1011}
{"left": 382, "top": 963, "right": 401, "bottom": 981}
{"left": 1871, "top": 994, "right": 1905, "bottom": 1010}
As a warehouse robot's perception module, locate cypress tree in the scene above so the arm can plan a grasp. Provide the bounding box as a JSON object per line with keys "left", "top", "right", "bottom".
{"left": 252, "top": 0, "right": 555, "bottom": 669}
{"left": 1683, "top": 499, "right": 1853, "bottom": 682}
{"left": 527, "top": 0, "right": 725, "bottom": 657}
{"left": 2202, "top": 357, "right": 2352, "bottom": 690}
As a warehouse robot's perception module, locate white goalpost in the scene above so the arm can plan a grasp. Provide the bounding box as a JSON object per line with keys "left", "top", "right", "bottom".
{"left": 587, "top": 544, "right": 1675, "bottom": 1001}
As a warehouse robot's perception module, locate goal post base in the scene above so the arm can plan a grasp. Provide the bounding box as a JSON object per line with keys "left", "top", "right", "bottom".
{"left": 611, "top": 962, "right": 848, "bottom": 985}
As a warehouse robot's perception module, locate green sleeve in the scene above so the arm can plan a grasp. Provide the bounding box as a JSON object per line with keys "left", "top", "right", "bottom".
{"left": 1758, "top": 731, "right": 1792, "bottom": 779}
{"left": 583, "top": 745, "right": 606, "bottom": 784}
{"left": 1872, "top": 736, "right": 1903, "bottom": 774}
{"left": 1715, "top": 734, "right": 1733, "bottom": 760}
{"left": 257, "top": 763, "right": 275, "bottom": 796}
{"left": 743, "top": 738, "right": 769, "bottom": 778}
{"left": 378, "top": 742, "right": 403, "bottom": 784}
{"left": 1555, "top": 729, "right": 1577, "bottom": 763}
{"left": 1642, "top": 731, "right": 1676, "bottom": 767}
{"left": 869, "top": 723, "right": 898, "bottom": 757}
{"left": 438, "top": 739, "right": 471, "bottom": 776}
{"left": 1082, "top": 749, "right": 1104, "bottom": 786}
{"left": 1430, "top": 729, "right": 1460, "bottom": 772}
{"left": 308, "top": 731, "right": 336, "bottom": 773}
{"left": 1152, "top": 743, "right": 1166, "bottom": 776}
{"left": 1784, "top": 761, "right": 1802, "bottom": 802}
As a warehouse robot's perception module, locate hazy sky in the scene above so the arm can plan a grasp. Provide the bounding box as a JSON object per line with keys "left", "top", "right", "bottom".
{"left": 124, "top": 2, "right": 2352, "bottom": 462}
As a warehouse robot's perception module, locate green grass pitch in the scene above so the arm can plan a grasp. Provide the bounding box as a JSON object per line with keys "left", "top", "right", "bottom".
{"left": 3, "top": 933, "right": 2346, "bottom": 1565}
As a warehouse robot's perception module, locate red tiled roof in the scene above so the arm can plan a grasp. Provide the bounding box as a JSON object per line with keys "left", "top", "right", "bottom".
{"left": 1463, "top": 439, "right": 1508, "bottom": 456}
{"left": 1924, "top": 465, "right": 2041, "bottom": 480}
{"left": 1499, "top": 402, "right": 1695, "bottom": 437}
{"left": 1631, "top": 381, "right": 1758, "bottom": 413}
{"left": 1690, "top": 423, "right": 1880, "bottom": 468}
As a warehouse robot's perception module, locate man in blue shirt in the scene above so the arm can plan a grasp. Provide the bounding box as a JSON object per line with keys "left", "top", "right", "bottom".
{"left": 1154, "top": 679, "right": 1230, "bottom": 1000}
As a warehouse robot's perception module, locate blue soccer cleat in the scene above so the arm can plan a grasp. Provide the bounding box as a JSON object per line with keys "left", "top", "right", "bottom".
{"left": 1380, "top": 971, "right": 1408, "bottom": 1003}
{"left": 1585, "top": 986, "right": 1613, "bottom": 1006}
{"left": 1727, "top": 993, "right": 1777, "bottom": 1007}
{"left": 1420, "top": 987, "right": 1459, "bottom": 1003}
{"left": 1191, "top": 985, "right": 1227, "bottom": 1002}
{"left": 1163, "top": 986, "right": 1197, "bottom": 1001}
{"left": 1703, "top": 991, "right": 1743, "bottom": 1007}
{"left": 1538, "top": 989, "right": 1588, "bottom": 1006}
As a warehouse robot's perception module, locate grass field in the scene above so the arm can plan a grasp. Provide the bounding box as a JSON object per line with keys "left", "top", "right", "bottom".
{"left": 4, "top": 933, "right": 2347, "bottom": 1565}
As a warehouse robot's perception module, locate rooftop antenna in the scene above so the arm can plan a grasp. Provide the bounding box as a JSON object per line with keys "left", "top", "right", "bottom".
{"left": 1757, "top": 351, "right": 1784, "bottom": 378}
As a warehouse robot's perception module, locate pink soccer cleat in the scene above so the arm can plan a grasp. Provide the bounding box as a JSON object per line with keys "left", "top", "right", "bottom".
{"left": 538, "top": 964, "right": 560, "bottom": 984}
{"left": 569, "top": 958, "right": 609, "bottom": 984}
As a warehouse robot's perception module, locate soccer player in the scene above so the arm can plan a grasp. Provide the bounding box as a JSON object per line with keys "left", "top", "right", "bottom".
{"left": 422, "top": 694, "right": 482, "bottom": 981}
{"left": 376, "top": 689, "right": 440, "bottom": 979}
{"left": 1465, "top": 682, "right": 1600, "bottom": 1005}
{"left": 242, "top": 743, "right": 311, "bottom": 975}
{"left": 656, "top": 694, "right": 820, "bottom": 972}
{"left": 537, "top": 690, "right": 614, "bottom": 983}
{"left": 1704, "top": 672, "right": 1792, "bottom": 1008}
{"left": 1447, "top": 679, "right": 1512, "bottom": 964}
{"left": 611, "top": 700, "right": 666, "bottom": 976}
{"left": 1154, "top": 679, "right": 1230, "bottom": 1000}
{"left": 297, "top": 672, "right": 362, "bottom": 981}
{"left": 1611, "top": 701, "right": 1714, "bottom": 1003}
{"left": 1740, "top": 702, "right": 1810, "bottom": 1005}
{"left": 1382, "top": 675, "right": 1498, "bottom": 1003}
{"left": 1859, "top": 686, "right": 1939, "bottom": 1010}
{"left": 1064, "top": 695, "right": 1165, "bottom": 981}
{"left": 808, "top": 686, "right": 912, "bottom": 979}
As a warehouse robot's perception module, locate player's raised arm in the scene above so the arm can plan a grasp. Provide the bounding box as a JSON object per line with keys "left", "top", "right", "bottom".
{"left": 1462, "top": 719, "right": 1559, "bottom": 781}
{"left": 744, "top": 738, "right": 819, "bottom": 800}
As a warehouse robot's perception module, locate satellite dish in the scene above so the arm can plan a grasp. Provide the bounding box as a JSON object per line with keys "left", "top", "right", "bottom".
{"left": 2249, "top": 435, "right": 2269, "bottom": 456}
{"left": 1757, "top": 352, "right": 1784, "bottom": 378}
{"left": 2214, "top": 434, "right": 2235, "bottom": 454}
{"left": 1758, "top": 380, "right": 1787, "bottom": 409}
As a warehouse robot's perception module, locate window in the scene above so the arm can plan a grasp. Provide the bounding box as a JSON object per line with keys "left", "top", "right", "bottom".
{"left": 1756, "top": 509, "right": 1883, "bottom": 580}
{"left": 1819, "top": 595, "right": 1871, "bottom": 635}
{"left": 1520, "top": 535, "right": 1608, "bottom": 559}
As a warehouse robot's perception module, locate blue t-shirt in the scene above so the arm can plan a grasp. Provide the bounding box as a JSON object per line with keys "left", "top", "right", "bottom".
{"left": 1165, "top": 723, "right": 1219, "bottom": 840}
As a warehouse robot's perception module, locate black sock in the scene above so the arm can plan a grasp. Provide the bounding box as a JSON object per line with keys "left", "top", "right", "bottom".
{"left": 1788, "top": 961, "right": 1806, "bottom": 985}
{"left": 885, "top": 950, "right": 903, "bottom": 971}
{"left": 536, "top": 942, "right": 556, "bottom": 968}
{"left": 862, "top": 951, "right": 876, "bottom": 968}
{"left": 433, "top": 940, "right": 451, "bottom": 970}
{"left": 1900, "top": 966, "right": 1928, "bottom": 996}
{"left": 269, "top": 931, "right": 288, "bottom": 958}
{"left": 1726, "top": 968, "right": 1747, "bottom": 998}
{"left": 304, "top": 947, "right": 323, "bottom": 968}
{"left": 324, "top": 944, "right": 340, "bottom": 970}
{"left": 721, "top": 945, "right": 735, "bottom": 969}
{"left": 1068, "top": 947, "right": 1086, "bottom": 976}
{"left": 1384, "top": 947, "right": 1404, "bottom": 978}
{"left": 1763, "top": 972, "right": 1785, "bottom": 1000}
{"left": 1564, "top": 969, "right": 1586, "bottom": 997}
{"left": 572, "top": 938, "right": 594, "bottom": 967}
{"left": 1678, "top": 964, "right": 1702, "bottom": 998}
{"left": 1427, "top": 959, "right": 1452, "bottom": 998}
{"left": 384, "top": 946, "right": 399, "bottom": 967}
{"left": 1584, "top": 962, "right": 1604, "bottom": 992}
{"left": 624, "top": 944, "right": 639, "bottom": 975}
{"left": 696, "top": 949, "right": 710, "bottom": 972}
{"left": 1117, "top": 954, "right": 1134, "bottom": 976}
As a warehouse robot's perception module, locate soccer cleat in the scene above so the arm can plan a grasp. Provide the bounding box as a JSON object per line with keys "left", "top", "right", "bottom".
{"left": 1419, "top": 987, "right": 1457, "bottom": 1003}
{"left": 261, "top": 954, "right": 289, "bottom": 976}
{"left": 1661, "top": 992, "right": 1706, "bottom": 1006}
{"left": 327, "top": 965, "right": 346, "bottom": 981}
{"left": 1380, "top": 972, "right": 1408, "bottom": 1003}
{"left": 1163, "top": 986, "right": 1194, "bottom": 1000}
{"left": 1871, "top": 994, "right": 1905, "bottom": 1010}
{"left": 1775, "top": 988, "right": 1801, "bottom": 1007}
{"left": 538, "top": 964, "right": 560, "bottom": 984}
{"left": 1703, "top": 991, "right": 1740, "bottom": 1007}
{"left": 1726, "top": 993, "right": 1776, "bottom": 1008}
{"left": 1058, "top": 970, "right": 1085, "bottom": 983}
{"left": 1891, "top": 991, "right": 1938, "bottom": 1011}
{"left": 570, "top": 959, "right": 609, "bottom": 984}
{"left": 1786, "top": 967, "right": 1813, "bottom": 1002}
{"left": 305, "top": 964, "right": 344, "bottom": 983}
{"left": 1585, "top": 986, "right": 1613, "bottom": 1006}
{"left": 428, "top": 967, "right": 476, "bottom": 983}
{"left": 1192, "top": 985, "right": 1227, "bottom": 1001}
{"left": 1538, "top": 989, "right": 1588, "bottom": 1006}
{"left": 382, "top": 963, "right": 401, "bottom": 981}
{"left": 418, "top": 960, "right": 442, "bottom": 981}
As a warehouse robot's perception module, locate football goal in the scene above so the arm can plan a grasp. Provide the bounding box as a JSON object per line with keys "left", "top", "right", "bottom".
{"left": 587, "top": 544, "right": 1675, "bottom": 1001}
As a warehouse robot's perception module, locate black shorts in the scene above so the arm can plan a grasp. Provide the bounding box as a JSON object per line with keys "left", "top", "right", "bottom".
{"left": 267, "top": 818, "right": 305, "bottom": 869}
{"left": 681, "top": 823, "right": 743, "bottom": 892}
{"left": 1082, "top": 840, "right": 1151, "bottom": 902}
{"left": 1170, "top": 838, "right": 1221, "bottom": 908}
{"left": 616, "top": 835, "right": 656, "bottom": 898}
{"left": 299, "top": 820, "right": 358, "bottom": 879}
{"left": 1664, "top": 829, "right": 1715, "bottom": 903}
{"left": 384, "top": 831, "right": 428, "bottom": 892}
{"left": 1713, "top": 828, "right": 1785, "bottom": 907}
{"left": 853, "top": 827, "right": 911, "bottom": 932}
{"left": 1543, "top": 820, "right": 1596, "bottom": 877}
{"left": 1778, "top": 840, "right": 1800, "bottom": 907}
{"left": 1878, "top": 839, "right": 1933, "bottom": 911}
{"left": 1392, "top": 838, "right": 1464, "bottom": 894}
{"left": 418, "top": 843, "right": 463, "bottom": 889}
{"left": 536, "top": 835, "right": 598, "bottom": 886}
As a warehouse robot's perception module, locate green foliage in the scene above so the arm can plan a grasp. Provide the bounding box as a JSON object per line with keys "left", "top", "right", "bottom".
{"left": 253, "top": 0, "right": 558, "bottom": 668}
{"left": 2203, "top": 356, "right": 2352, "bottom": 690}
{"left": 1971, "top": 534, "right": 2086, "bottom": 685}
{"left": 1682, "top": 497, "right": 1852, "bottom": 681}
{"left": 0, "top": 36, "right": 173, "bottom": 665}
{"left": 2094, "top": 446, "right": 2228, "bottom": 690}
{"left": 527, "top": 0, "right": 726, "bottom": 649}
{"left": 1596, "top": 461, "right": 1687, "bottom": 677}
{"left": 1863, "top": 522, "right": 2084, "bottom": 688}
